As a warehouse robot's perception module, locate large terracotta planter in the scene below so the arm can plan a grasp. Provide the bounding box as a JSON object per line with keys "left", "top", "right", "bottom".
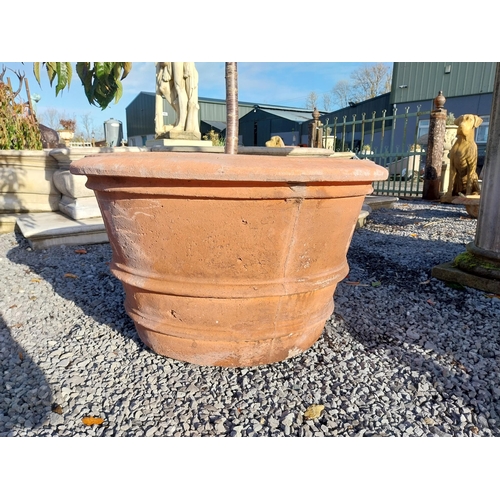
{"left": 70, "top": 152, "right": 387, "bottom": 367}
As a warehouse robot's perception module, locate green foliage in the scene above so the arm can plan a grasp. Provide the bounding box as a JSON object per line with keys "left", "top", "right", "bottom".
{"left": 33, "top": 62, "right": 72, "bottom": 96}
{"left": 202, "top": 129, "right": 225, "bottom": 146}
{"left": 34, "top": 62, "right": 132, "bottom": 110}
{"left": 0, "top": 78, "right": 42, "bottom": 150}
{"left": 446, "top": 112, "right": 456, "bottom": 126}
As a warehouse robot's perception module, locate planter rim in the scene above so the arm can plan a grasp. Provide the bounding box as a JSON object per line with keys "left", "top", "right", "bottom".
{"left": 70, "top": 152, "right": 388, "bottom": 183}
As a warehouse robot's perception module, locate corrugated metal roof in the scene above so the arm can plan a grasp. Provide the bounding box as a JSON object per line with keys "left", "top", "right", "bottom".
{"left": 202, "top": 120, "right": 226, "bottom": 131}
{"left": 126, "top": 93, "right": 259, "bottom": 109}
{"left": 257, "top": 104, "right": 317, "bottom": 112}
{"left": 255, "top": 107, "right": 315, "bottom": 123}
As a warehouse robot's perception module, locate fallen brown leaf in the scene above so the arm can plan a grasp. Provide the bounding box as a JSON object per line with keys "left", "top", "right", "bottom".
{"left": 64, "top": 273, "right": 78, "bottom": 279}
{"left": 30, "top": 278, "right": 41, "bottom": 283}
{"left": 410, "top": 233, "right": 418, "bottom": 238}
{"left": 13, "top": 323, "right": 23, "bottom": 328}
{"left": 303, "top": 404, "right": 325, "bottom": 420}
{"left": 471, "top": 426, "right": 479, "bottom": 434}
{"left": 345, "top": 281, "right": 360, "bottom": 285}
{"left": 82, "top": 416, "right": 104, "bottom": 426}
{"left": 18, "top": 351, "right": 24, "bottom": 361}
{"left": 74, "top": 249, "right": 87, "bottom": 254}
{"left": 427, "top": 299, "right": 435, "bottom": 306}
{"left": 51, "top": 403, "right": 63, "bottom": 415}
{"left": 9, "top": 304, "right": 17, "bottom": 309}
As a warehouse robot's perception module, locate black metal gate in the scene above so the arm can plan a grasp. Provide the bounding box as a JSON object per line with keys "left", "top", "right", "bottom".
{"left": 323, "top": 106, "right": 431, "bottom": 197}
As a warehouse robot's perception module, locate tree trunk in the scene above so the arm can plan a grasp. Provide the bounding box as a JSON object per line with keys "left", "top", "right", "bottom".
{"left": 225, "top": 62, "right": 238, "bottom": 155}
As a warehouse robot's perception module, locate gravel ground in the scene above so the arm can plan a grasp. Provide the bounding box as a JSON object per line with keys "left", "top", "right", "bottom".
{"left": 1, "top": 199, "right": 499, "bottom": 437}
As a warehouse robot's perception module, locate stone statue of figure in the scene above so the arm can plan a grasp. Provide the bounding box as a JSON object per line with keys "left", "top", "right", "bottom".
{"left": 155, "top": 62, "right": 201, "bottom": 140}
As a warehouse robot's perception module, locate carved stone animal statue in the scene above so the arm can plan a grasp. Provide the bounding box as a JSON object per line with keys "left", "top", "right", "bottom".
{"left": 38, "top": 124, "right": 61, "bottom": 149}
{"left": 441, "top": 114, "right": 483, "bottom": 203}
{"left": 265, "top": 136, "right": 285, "bottom": 147}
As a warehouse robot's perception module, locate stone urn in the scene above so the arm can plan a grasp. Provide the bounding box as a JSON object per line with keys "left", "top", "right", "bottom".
{"left": 57, "top": 129, "right": 74, "bottom": 147}
{"left": 70, "top": 151, "right": 387, "bottom": 367}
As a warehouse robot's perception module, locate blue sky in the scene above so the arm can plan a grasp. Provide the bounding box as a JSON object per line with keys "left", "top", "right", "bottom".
{"left": 0, "top": 61, "right": 390, "bottom": 139}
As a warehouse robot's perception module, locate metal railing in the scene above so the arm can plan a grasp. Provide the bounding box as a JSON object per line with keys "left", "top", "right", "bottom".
{"left": 323, "top": 106, "right": 431, "bottom": 197}
{"left": 67, "top": 141, "right": 94, "bottom": 148}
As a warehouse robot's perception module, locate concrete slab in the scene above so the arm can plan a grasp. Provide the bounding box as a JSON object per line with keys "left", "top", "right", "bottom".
{"left": 364, "top": 195, "right": 399, "bottom": 210}
{"left": 0, "top": 214, "right": 18, "bottom": 234}
{"left": 432, "top": 261, "right": 500, "bottom": 294}
{"left": 16, "top": 212, "right": 108, "bottom": 250}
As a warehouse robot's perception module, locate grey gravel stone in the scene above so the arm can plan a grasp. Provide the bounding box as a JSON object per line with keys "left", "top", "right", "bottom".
{"left": 1, "top": 200, "right": 499, "bottom": 437}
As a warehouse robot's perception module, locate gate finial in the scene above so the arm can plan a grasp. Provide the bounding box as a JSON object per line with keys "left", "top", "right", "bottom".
{"left": 434, "top": 91, "right": 446, "bottom": 110}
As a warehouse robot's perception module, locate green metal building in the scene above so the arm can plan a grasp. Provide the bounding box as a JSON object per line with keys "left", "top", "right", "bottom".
{"left": 391, "top": 62, "right": 496, "bottom": 106}
{"left": 239, "top": 105, "right": 316, "bottom": 146}
{"left": 126, "top": 91, "right": 317, "bottom": 147}
{"left": 126, "top": 93, "right": 256, "bottom": 146}
{"left": 315, "top": 62, "right": 495, "bottom": 158}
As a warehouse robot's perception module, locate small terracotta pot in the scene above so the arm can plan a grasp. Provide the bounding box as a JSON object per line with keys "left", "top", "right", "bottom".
{"left": 70, "top": 152, "right": 387, "bottom": 367}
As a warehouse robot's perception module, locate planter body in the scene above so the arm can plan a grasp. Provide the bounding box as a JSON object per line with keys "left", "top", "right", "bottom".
{"left": 0, "top": 150, "right": 60, "bottom": 213}
{"left": 70, "top": 152, "right": 387, "bottom": 366}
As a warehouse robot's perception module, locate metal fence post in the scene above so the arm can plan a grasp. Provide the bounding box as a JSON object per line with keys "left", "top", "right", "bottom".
{"left": 422, "top": 91, "right": 447, "bottom": 200}
{"left": 308, "top": 108, "right": 322, "bottom": 148}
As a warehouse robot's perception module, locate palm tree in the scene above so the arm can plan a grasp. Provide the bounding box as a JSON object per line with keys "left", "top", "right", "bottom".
{"left": 34, "top": 62, "right": 239, "bottom": 154}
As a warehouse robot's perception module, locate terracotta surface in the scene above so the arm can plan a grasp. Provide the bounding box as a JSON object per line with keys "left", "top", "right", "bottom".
{"left": 70, "top": 152, "right": 387, "bottom": 367}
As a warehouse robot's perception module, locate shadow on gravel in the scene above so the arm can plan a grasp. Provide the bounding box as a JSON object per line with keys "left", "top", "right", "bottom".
{"left": 6, "top": 229, "right": 145, "bottom": 353}
{"left": 0, "top": 314, "right": 53, "bottom": 435}
{"left": 334, "top": 224, "right": 500, "bottom": 436}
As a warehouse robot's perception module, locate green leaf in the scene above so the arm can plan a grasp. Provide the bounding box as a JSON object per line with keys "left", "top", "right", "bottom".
{"left": 113, "top": 63, "right": 121, "bottom": 80}
{"left": 76, "top": 62, "right": 93, "bottom": 97}
{"left": 65, "top": 62, "right": 72, "bottom": 88}
{"left": 371, "top": 281, "right": 381, "bottom": 287}
{"left": 121, "top": 62, "right": 132, "bottom": 80}
{"left": 114, "top": 78, "right": 123, "bottom": 104}
{"left": 95, "top": 62, "right": 113, "bottom": 79}
{"left": 33, "top": 62, "right": 41, "bottom": 85}
{"left": 46, "top": 62, "right": 56, "bottom": 85}
{"left": 54, "top": 62, "right": 70, "bottom": 96}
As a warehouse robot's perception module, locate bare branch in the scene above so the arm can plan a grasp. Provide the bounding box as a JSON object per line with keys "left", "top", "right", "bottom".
{"left": 305, "top": 91, "right": 318, "bottom": 110}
